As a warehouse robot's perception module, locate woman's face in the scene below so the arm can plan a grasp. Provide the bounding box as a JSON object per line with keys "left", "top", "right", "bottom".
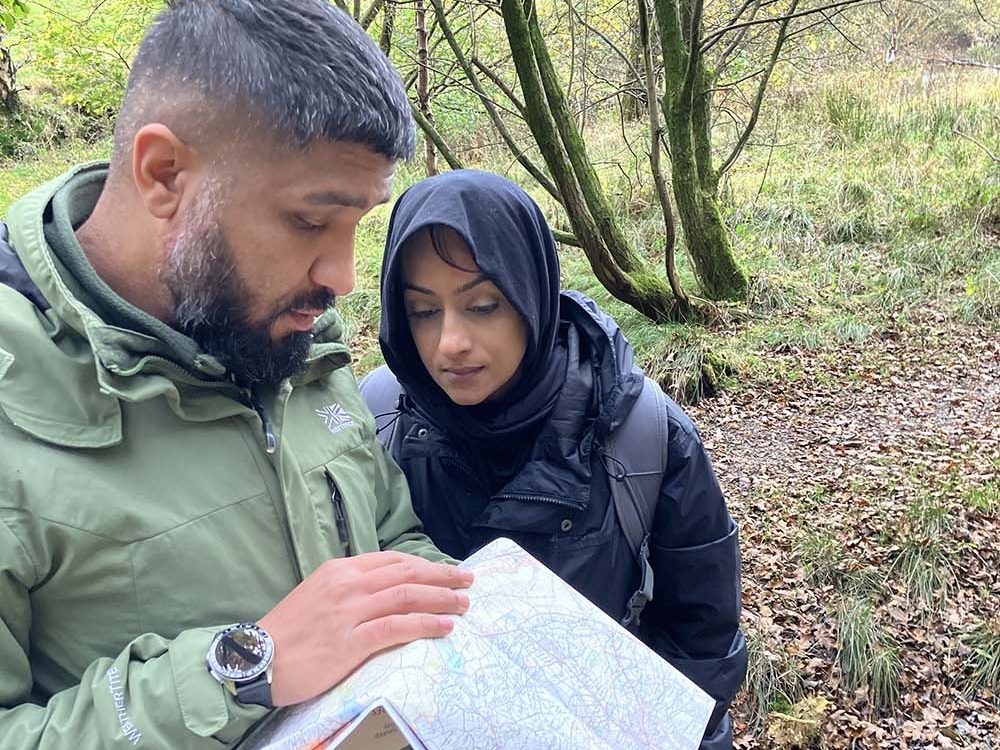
{"left": 401, "top": 228, "right": 528, "bottom": 406}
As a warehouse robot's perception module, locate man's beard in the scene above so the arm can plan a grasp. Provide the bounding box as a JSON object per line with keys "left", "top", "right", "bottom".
{"left": 160, "top": 196, "right": 334, "bottom": 387}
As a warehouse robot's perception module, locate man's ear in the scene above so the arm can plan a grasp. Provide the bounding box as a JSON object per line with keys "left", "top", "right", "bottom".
{"left": 131, "top": 124, "right": 198, "bottom": 221}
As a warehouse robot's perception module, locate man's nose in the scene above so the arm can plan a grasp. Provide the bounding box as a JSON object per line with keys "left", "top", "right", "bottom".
{"left": 310, "top": 231, "right": 357, "bottom": 297}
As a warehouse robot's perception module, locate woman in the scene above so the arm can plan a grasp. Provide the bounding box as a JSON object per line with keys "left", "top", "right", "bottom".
{"left": 360, "top": 170, "right": 747, "bottom": 749}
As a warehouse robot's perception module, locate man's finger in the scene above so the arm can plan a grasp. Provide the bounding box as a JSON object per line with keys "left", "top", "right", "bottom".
{"left": 354, "top": 612, "right": 456, "bottom": 653}
{"left": 359, "top": 583, "right": 470, "bottom": 622}
{"left": 361, "top": 558, "right": 474, "bottom": 594}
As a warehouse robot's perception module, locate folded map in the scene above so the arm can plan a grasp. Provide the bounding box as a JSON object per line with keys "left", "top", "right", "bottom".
{"left": 239, "top": 537, "right": 714, "bottom": 750}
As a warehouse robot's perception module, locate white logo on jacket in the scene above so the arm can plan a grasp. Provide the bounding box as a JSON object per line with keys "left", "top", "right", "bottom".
{"left": 316, "top": 404, "right": 354, "bottom": 434}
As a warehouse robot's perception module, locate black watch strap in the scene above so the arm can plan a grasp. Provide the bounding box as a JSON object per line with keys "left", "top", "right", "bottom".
{"left": 234, "top": 675, "right": 273, "bottom": 709}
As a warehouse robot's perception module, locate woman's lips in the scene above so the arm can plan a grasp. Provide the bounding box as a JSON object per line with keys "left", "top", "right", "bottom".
{"left": 442, "top": 366, "right": 484, "bottom": 385}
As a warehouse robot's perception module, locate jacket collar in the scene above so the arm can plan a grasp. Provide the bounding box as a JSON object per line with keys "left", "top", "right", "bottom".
{"left": 0, "top": 165, "right": 350, "bottom": 447}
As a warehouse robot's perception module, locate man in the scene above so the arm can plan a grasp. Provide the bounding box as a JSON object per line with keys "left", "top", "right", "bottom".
{"left": 0, "top": 1, "right": 473, "bottom": 747}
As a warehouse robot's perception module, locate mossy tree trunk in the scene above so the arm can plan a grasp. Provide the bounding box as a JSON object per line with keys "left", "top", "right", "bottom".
{"left": 415, "top": 0, "right": 437, "bottom": 176}
{"left": 501, "top": 0, "right": 677, "bottom": 322}
{"left": 652, "top": 0, "right": 749, "bottom": 301}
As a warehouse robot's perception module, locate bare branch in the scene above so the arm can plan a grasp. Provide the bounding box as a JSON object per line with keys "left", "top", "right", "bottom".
{"left": 428, "top": 0, "right": 562, "bottom": 200}
{"left": 569, "top": 5, "right": 642, "bottom": 84}
{"left": 701, "top": 0, "right": 876, "bottom": 52}
{"left": 410, "top": 101, "right": 465, "bottom": 169}
{"left": 954, "top": 127, "right": 1000, "bottom": 164}
{"left": 360, "top": 0, "right": 386, "bottom": 29}
{"left": 717, "top": 0, "right": 799, "bottom": 178}
{"left": 472, "top": 56, "right": 526, "bottom": 113}
{"left": 715, "top": 0, "right": 762, "bottom": 72}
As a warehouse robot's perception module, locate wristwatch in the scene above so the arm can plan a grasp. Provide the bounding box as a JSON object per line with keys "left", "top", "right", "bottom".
{"left": 206, "top": 622, "right": 275, "bottom": 709}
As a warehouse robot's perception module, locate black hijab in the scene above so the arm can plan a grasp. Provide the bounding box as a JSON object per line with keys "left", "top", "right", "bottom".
{"left": 379, "top": 170, "right": 568, "bottom": 448}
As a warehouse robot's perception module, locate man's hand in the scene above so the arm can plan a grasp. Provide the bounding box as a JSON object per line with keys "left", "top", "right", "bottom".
{"left": 259, "top": 552, "right": 473, "bottom": 706}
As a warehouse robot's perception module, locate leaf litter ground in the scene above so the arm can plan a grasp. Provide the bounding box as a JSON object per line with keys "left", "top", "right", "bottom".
{"left": 686, "top": 315, "right": 999, "bottom": 749}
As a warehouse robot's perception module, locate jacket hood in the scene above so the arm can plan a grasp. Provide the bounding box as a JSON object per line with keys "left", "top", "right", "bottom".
{"left": 559, "top": 290, "right": 644, "bottom": 437}
{"left": 378, "top": 170, "right": 565, "bottom": 445}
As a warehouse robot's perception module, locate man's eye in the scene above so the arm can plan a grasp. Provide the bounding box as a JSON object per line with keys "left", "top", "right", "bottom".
{"left": 293, "top": 216, "right": 325, "bottom": 232}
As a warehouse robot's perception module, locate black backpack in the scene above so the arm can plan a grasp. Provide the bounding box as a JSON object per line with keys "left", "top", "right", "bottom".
{"left": 359, "top": 369, "right": 669, "bottom": 629}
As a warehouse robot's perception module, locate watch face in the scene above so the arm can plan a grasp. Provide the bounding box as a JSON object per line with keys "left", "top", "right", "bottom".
{"left": 208, "top": 624, "right": 274, "bottom": 682}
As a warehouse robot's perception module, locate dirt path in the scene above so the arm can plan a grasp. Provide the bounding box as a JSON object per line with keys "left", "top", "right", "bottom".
{"left": 687, "top": 318, "right": 1000, "bottom": 748}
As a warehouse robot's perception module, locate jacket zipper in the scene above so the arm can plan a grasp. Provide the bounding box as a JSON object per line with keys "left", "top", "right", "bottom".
{"left": 494, "top": 492, "right": 581, "bottom": 510}
{"left": 329, "top": 478, "right": 353, "bottom": 556}
{"left": 246, "top": 388, "right": 277, "bottom": 454}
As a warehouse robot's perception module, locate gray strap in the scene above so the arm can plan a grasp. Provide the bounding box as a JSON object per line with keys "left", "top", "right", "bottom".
{"left": 358, "top": 366, "right": 404, "bottom": 449}
{"left": 604, "top": 377, "right": 669, "bottom": 629}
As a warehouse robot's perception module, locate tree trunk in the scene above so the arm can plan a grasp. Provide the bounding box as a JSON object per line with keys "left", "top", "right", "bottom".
{"left": 415, "top": 0, "right": 437, "bottom": 176}
{"left": 639, "top": 0, "right": 691, "bottom": 317}
{"left": 0, "top": 41, "right": 19, "bottom": 112}
{"left": 378, "top": 0, "right": 395, "bottom": 54}
{"left": 501, "top": 0, "right": 676, "bottom": 321}
{"left": 622, "top": 15, "right": 645, "bottom": 121}
{"left": 524, "top": 1, "right": 659, "bottom": 280}
{"left": 653, "top": 0, "right": 748, "bottom": 301}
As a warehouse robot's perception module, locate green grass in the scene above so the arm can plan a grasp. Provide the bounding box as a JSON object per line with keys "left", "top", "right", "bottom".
{"left": 742, "top": 627, "right": 806, "bottom": 732}
{"left": 892, "top": 538, "right": 951, "bottom": 607}
{"left": 0, "top": 138, "right": 112, "bottom": 213}
{"left": 961, "top": 620, "right": 1000, "bottom": 692}
{"left": 796, "top": 529, "right": 846, "bottom": 587}
{"left": 836, "top": 597, "right": 903, "bottom": 710}
{"left": 964, "top": 480, "right": 1000, "bottom": 516}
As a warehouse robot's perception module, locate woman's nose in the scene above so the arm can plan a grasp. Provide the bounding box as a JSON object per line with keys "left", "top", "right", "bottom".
{"left": 438, "top": 311, "right": 472, "bottom": 356}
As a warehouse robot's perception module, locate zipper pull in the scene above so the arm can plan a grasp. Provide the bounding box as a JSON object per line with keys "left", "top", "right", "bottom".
{"left": 248, "top": 389, "right": 277, "bottom": 454}
{"left": 329, "top": 481, "right": 352, "bottom": 555}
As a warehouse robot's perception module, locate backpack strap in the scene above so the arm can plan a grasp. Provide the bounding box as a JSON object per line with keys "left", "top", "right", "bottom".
{"left": 358, "top": 365, "right": 404, "bottom": 449}
{"left": 602, "top": 376, "right": 669, "bottom": 630}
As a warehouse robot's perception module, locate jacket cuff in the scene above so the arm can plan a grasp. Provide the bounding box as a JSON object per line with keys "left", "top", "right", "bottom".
{"left": 170, "top": 626, "right": 271, "bottom": 742}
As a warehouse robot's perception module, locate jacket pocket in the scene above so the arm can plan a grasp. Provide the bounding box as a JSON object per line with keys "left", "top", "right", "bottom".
{"left": 321, "top": 446, "right": 381, "bottom": 555}
{"left": 649, "top": 518, "right": 742, "bottom": 655}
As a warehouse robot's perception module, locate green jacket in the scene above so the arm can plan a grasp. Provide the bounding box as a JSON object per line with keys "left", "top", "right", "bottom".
{"left": 0, "top": 165, "right": 447, "bottom": 749}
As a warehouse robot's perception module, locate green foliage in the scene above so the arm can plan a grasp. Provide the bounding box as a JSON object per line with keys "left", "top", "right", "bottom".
{"left": 14, "top": 0, "right": 161, "bottom": 119}
{"left": 0, "top": 0, "right": 28, "bottom": 33}
{"left": 0, "top": 96, "right": 97, "bottom": 158}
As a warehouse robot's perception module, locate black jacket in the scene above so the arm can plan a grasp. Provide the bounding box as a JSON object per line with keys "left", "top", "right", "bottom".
{"left": 362, "top": 292, "right": 747, "bottom": 749}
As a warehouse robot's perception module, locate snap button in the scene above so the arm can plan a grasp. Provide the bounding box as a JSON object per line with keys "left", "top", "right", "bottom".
{"left": 560, "top": 518, "right": 573, "bottom": 533}
{"left": 416, "top": 427, "right": 429, "bottom": 439}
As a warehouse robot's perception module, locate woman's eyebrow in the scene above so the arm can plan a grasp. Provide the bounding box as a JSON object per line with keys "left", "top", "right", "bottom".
{"left": 455, "top": 275, "right": 489, "bottom": 294}
{"left": 404, "top": 274, "right": 490, "bottom": 296}
{"left": 404, "top": 283, "right": 435, "bottom": 295}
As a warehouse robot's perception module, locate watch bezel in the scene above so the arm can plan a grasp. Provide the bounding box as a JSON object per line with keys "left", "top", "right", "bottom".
{"left": 207, "top": 622, "right": 275, "bottom": 683}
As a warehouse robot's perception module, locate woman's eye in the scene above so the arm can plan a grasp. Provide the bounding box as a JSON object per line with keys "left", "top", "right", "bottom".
{"left": 469, "top": 302, "right": 500, "bottom": 315}
{"left": 407, "top": 308, "right": 439, "bottom": 321}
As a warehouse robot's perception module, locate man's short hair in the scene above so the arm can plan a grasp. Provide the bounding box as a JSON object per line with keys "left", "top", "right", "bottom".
{"left": 112, "top": 0, "right": 415, "bottom": 164}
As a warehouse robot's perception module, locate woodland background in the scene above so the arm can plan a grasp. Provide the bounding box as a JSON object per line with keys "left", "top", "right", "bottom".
{"left": 1, "top": 1, "right": 998, "bottom": 747}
